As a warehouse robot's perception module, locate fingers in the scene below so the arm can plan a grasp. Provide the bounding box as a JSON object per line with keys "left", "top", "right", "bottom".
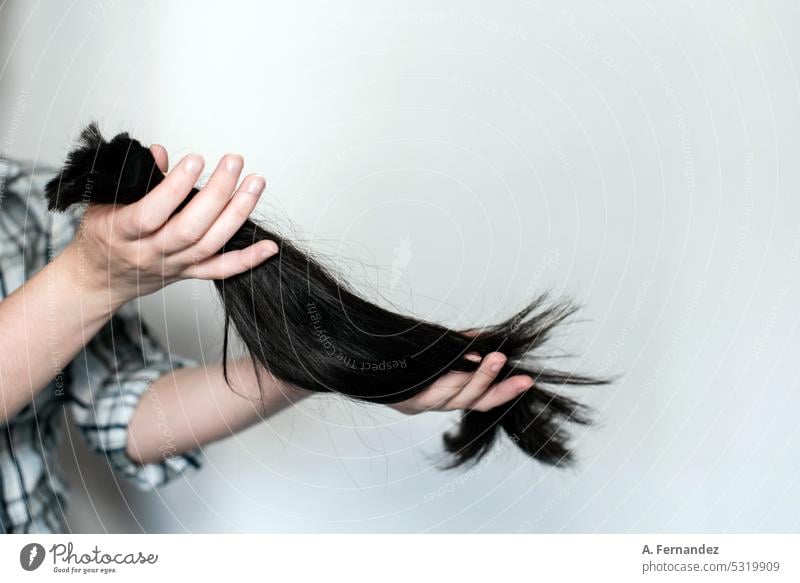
{"left": 451, "top": 352, "right": 535, "bottom": 412}
{"left": 175, "top": 174, "right": 266, "bottom": 262}
{"left": 406, "top": 370, "right": 473, "bottom": 412}
{"left": 182, "top": 239, "right": 278, "bottom": 280}
{"left": 461, "top": 330, "right": 482, "bottom": 362}
{"left": 150, "top": 144, "right": 169, "bottom": 173}
{"left": 395, "top": 353, "right": 506, "bottom": 413}
{"left": 469, "top": 374, "right": 534, "bottom": 412}
{"left": 445, "top": 352, "right": 506, "bottom": 409}
{"left": 162, "top": 154, "right": 244, "bottom": 253}
{"left": 401, "top": 352, "right": 534, "bottom": 414}
{"left": 119, "top": 154, "right": 205, "bottom": 238}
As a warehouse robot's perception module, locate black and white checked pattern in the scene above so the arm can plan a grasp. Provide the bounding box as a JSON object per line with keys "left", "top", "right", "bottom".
{"left": 0, "top": 157, "right": 201, "bottom": 534}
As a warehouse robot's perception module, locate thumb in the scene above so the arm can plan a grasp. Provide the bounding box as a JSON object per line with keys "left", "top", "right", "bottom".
{"left": 149, "top": 143, "right": 169, "bottom": 173}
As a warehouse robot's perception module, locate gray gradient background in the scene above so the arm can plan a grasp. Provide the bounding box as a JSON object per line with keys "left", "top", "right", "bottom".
{"left": 1, "top": 0, "right": 799, "bottom": 532}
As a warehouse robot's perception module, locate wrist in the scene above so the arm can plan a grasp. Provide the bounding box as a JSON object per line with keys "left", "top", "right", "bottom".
{"left": 56, "top": 242, "right": 130, "bottom": 314}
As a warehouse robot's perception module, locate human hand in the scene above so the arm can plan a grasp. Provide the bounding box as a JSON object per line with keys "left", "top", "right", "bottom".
{"left": 65, "top": 144, "right": 277, "bottom": 308}
{"left": 389, "top": 351, "right": 534, "bottom": 415}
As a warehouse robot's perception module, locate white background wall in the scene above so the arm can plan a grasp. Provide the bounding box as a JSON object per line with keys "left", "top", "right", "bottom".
{"left": 1, "top": 0, "right": 799, "bottom": 533}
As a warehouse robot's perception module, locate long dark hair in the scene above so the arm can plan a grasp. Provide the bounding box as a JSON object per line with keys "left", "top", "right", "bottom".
{"left": 45, "top": 123, "right": 608, "bottom": 469}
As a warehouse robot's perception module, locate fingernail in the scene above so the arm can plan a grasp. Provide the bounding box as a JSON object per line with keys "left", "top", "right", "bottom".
{"left": 262, "top": 241, "right": 279, "bottom": 256}
{"left": 248, "top": 176, "right": 266, "bottom": 194}
{"left": 226, "top": 154, "right": 243, "bottom": 173}
{"left": 464, "top": 352, "right": 481, "bottom": 363}
{"left": 185, "top": 155, "right": 201, "bottom": 173}
{"left": 519, "top": 378, "right": 534, "bottom": 393}
{"left": 490, "top": 358, "right": 504, "bottom": 373}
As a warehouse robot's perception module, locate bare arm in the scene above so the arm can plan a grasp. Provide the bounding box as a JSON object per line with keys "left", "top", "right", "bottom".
{"left": 125, "top": 358, "right": 310, "bottom": 465}
{"left": 0, "top": 244, "right": 117, "bottom": 422}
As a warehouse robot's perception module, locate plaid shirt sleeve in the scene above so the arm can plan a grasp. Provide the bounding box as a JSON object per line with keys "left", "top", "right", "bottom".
{"left": 66, "top": 283, "right": 203, "bottom": 490}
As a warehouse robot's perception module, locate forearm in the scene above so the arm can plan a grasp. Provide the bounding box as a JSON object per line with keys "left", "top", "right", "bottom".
{"left": 125, "top": 357, "right": 310, "bottom": 464}
{"left": 0, "top": 243, "right": 121, "bottom": 422}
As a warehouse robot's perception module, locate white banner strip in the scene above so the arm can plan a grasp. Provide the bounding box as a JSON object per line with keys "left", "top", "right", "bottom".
{"left": 1, "top": 534, "right": 797, "bottom": 582}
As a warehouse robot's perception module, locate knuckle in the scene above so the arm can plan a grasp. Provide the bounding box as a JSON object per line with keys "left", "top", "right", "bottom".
{"left": 445, "top": 398, "right": 466, "bottom": 411}
{"left": 192, "top": 242, "right": 216, "bottom": 259}
{"left": 184, "top": 247, "right": 206, "bottom": 266}
{"left": 135, "top": 211, "right": 160, "bottom": 234}
{"left": 176, "top": 223, "right": 202, "bottom": 245}
{"left": 185, "top": 262, "right": 205, "bottom": 279}
{"left": 230, "top": 202, "right": 252, "bottom": 224}
{"left": 473, "top": 369, "right": 496, "bottom": 385}
{"left": 438, "top": 387, "right": 461, "bottom": 407}
{"left": 201, "top": 183, "right": 227, "bottom": 201}
{"left": 135, "top": 245, "right": 159, "bottom": 269}
{"left": 435, "top": 382, "right": 458, "bottom": 399}
{"left": 239, "top": 255, "right": 254, "bottom": 271}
